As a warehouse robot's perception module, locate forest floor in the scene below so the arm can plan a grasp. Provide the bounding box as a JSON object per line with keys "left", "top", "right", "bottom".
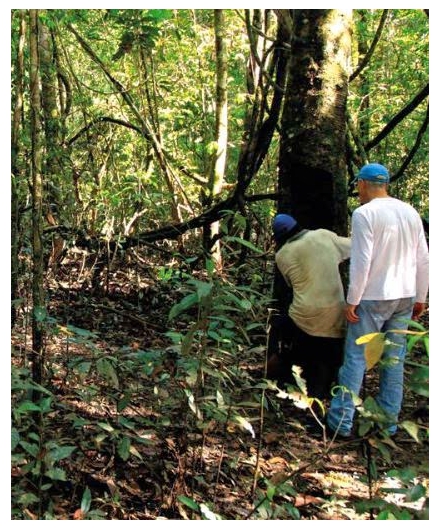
{"left": 11, "top": 257, "right": 429, "bottom": 521}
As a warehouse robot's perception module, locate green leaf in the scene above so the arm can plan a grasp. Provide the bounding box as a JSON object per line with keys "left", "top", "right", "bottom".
{"left": 18, "top": 493, "right": 40, "bottom": 507}
{"left": 65, "top": 324, "right": 98, "bottom": 338}
{"left": 97, "top": 422, "right": 115, "bottom": 432}
{"left": 117, "top": 436, "right": 131, "bottom": 461}
{"left": 11, "top": 428, "right": 20, "bottom": 451}
{"left": 178, "top": 495, "right": 200, "bottom": 512}
{"left": 192, "top": 279, "right": 213, "bottom": 301}
{"left": 16, "top": 401, "right": 41, "bottom": 413}
{"left": 400, "top": 420, "right": 420, "bottom": 442}
{"left": 19, "top": 441, "right": 39, "bottom": 458}
{"left": 45, "top": 467, "right": 67, "bottom": 481}
{"left": 168, "top": 293, "right": 198, "bottom": 320}
{"left": 34, "top": 306, "right": 48, "bottom": 322}
{"left": 48, "top": 445, "right": 76, "bottom": 462}
{"left": 81, "top": 487, "right": 92, "bottom": 514}
{"left": 224, "top": 236, "right": 263, "bottom": 253}
{"left": 423, "top": 336, "right": 429, "bottom": 355}
{"left": 405, "top": 483, "right": 426, "bottom": 502}
{"left": 96, "top": 358, "right": 119, "bottom": 389}
{"left": 117, "top": 393, "right": 132, "bottom": 412}
{"left": 266, "top": 484, "right": 276, "bottom": 501}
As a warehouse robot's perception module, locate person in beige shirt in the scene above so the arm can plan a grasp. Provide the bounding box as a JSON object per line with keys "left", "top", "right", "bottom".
{"left": 268, "top": 214, "right": 351, "bottom": 398}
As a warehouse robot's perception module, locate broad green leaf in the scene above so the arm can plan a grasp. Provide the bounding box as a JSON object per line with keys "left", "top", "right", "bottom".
{"left": 400, "top": 420, "right": 420, "bottom": 442}
{"left": 266, "top": 484, "right": 276, "bottom": 501}
{"left": 66, "top": 324, "right": 98, "bottom": 338}
{"left": 117, "top": 436, "right": 131, "bottom": 461}
{"left": 97, "top": 422, "right": 114, "bottom": 432}
{"left": 96, "top": 358, "right": 119, "bottom": 389}
{"left": 48, "top": 445, "right": 76, "bottom": 462}
{"left": 407, "top": 320, "right": 428, "bottom": 332}
{"left": 192, "top": 279, "right": 213, "bottom": 301}
{"left": 18, "top": 493, "right": 40, "bottom": 507}
{"left": 405, "top": 483, "right": 426, "bottom": 502}
{"left": 117, "top": 393, "right": 132, "bottom": 412}
{"left": 423, "top": 336, "right": 429, "bottom": 355}
{"left": 225, "top": 236, "right": 263, "bottom": 254}
{"left": 19, "top": 441, "right": 39, "bottom": 458}
{"left": 363, "top": 333, "right": 386, "bottom": 370}
{"left": 81, "top": 487, "right": 92, "bottom": 514}
{"left": 45, "top": 467, "right": 67, "bottom": 481}
{"left": 11, "top": 428, "right": 20, "bottom": 451}
{"left": 16, "top": 401, "right": 41, "bottom": 413}
{"left": 34, "top": 306, "right": 48, "bottom": 322}
{"left": 239, "top": 299, "right": 252, "bottom": 310}
{"left": 178, "top": 495, "right": 200, "bottom": 512}
{"left": 168, "top": 293, "right": 198, "bottom": 320}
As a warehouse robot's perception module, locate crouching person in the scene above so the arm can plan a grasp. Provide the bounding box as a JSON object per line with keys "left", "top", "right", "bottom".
{"left": 267, "top": 214, "right": 351, "bottom": 399}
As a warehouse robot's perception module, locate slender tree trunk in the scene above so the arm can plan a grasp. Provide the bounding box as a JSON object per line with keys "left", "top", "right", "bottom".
{"left": 11, "top": 10, "right": 26, "bottom": 328}
{"left": 30, "top": 9, "right": 45, "bottom": 391}
{"left": 39, "top": 20, "right": 66, "bottom": 271}
{"left": 357, "top": 10, "right": 371, "bottom": 146}
{"left": 206, "top": 9, "right": 228, "bottom": 270}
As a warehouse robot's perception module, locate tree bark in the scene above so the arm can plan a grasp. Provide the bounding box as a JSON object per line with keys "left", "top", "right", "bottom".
{"left": 278, "top": 9, "right": 352, "bottom": 236}
{"left": 205, "top": 9, "right": 228, "bottom": 270}
{"left": 276, "top": 9, "right": 352, "bottom": 310}
{"left": 11, "top": 10, "right": 26, "bottom": 327}
{"left": 30, "top": 9, "right": 45, "bottom": 390}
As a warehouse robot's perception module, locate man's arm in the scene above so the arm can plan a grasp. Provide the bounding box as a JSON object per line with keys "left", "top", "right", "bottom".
{"left": 346, "top": 210, "right": 373, "bottom": 306}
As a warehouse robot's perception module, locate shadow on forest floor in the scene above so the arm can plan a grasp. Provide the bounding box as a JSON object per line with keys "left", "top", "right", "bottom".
{"left": 11, "top": 263, "right": 429, "bottom": 520}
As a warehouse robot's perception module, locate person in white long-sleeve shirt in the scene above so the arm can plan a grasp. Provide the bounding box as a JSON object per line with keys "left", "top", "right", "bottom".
{"left": 327, "top": 163, "right": 429, "bottom": 439}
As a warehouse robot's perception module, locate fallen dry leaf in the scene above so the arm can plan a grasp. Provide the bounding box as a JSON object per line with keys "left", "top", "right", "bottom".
{"left": 294, "top": 494, "right": 324, "bottom": 507}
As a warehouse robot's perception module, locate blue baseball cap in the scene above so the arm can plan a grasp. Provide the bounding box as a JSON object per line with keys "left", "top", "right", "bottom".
{"left": 273, "top": 214, "right": 297, "bottom": 242}
{"left": 357, "top": 163, "right": 390, "bottom": 183}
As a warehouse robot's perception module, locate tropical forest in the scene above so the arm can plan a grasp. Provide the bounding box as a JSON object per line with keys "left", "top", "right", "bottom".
{"left": 11, "top": 9, "right": 429, "bottom": 520}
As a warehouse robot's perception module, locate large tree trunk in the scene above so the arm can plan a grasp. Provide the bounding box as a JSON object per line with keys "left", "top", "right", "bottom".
{"left": 30, "top": 9, "right": 45, "bottom": 391}
{"left": 275, "top": 9, "right": 352, "bottom": 311}
{"left": 278, "top": 9, "right": 352, "bottom": 236}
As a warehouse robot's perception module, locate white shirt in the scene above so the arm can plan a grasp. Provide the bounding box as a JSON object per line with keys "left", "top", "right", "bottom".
{"left": 275, "top": 229, "right": 351, "bottom": 338}
{"left": 347, "top": 197, "right": 429, "bottom": 305}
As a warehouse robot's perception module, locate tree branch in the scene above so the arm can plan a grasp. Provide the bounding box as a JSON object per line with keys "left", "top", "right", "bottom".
{"left": 366, "top": 83, "right": 429, "bottom": 151}
{"left": 349, "top": 10, "right": 389, "bottom": 83}
{"left": 67, "top": 116, "right": 144, "bottom": 146}
{"left": 390, "top": 106, "right": 429, "bottom": 182}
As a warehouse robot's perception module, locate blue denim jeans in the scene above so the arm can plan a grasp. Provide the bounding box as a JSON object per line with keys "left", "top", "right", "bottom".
{"left": 327, "top": 297, "right": 415, "bottom": 436}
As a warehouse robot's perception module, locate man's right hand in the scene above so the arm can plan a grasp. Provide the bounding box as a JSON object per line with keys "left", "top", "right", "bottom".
{"left": 345, "top": 304, "right": 360, "bottom": 323}
{"left": 412, "top": 302, "right": 426, "bottom": 321}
